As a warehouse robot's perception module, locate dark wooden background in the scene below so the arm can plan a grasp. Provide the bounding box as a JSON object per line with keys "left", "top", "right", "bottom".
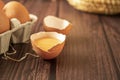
{"left": 0, "top": 0, "right": 120, "bottom": 80}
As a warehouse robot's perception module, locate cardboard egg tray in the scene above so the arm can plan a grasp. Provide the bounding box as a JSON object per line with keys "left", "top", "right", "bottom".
{"left": 0, "top": 14, "right": 38, "bottom": 54}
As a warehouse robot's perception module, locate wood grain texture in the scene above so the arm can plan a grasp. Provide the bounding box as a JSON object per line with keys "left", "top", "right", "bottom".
{"left": 0, "top": 0, "right": 120, "bottom": 80}
{"left": 56, "top": 1, "right": 119, "bottom": 80}
{"left": 101, "top": 16, "right": 120, "bottom": 79}
{"left": 0, "top": 0, "right": 57, "bottom": 80}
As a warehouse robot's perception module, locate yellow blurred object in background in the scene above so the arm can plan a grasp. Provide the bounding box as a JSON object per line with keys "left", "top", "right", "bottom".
{"left": 67, "top": 0, "right": 120, "bottom": 15}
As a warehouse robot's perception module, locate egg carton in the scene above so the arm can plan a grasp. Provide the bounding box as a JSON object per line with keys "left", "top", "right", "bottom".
{"left": 0, "top": 30, "right": 12, "bottom": 54}
{"left": 0, "top": 14, "right": 38, "bottom": 54}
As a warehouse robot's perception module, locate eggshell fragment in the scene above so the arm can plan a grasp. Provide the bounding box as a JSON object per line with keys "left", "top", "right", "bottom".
{"left": 43, "top": 15, "right": 72, "bottom": 35}
{"left": 30, "top": 32, "right": 66, "bottom": 59}
{"left": 3, "top": 1, "right": 30, "bottom": 23}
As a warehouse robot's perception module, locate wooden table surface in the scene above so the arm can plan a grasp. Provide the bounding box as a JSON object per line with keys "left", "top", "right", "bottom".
{"left": 0, "top": 0, "right": 120, "bottom": 80}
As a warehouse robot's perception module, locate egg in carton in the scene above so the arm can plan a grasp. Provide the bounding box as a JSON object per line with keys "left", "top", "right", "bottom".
{"left": 0, "top": 14, "right": 37, "bottom": 54}
{"left": 11, "top": 14, "right": 38, "bottom": 43}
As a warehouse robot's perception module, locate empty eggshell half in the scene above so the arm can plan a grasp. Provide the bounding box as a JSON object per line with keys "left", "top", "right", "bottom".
{"left": 43, "top": 15, "right": 72, "bottom": 35}
{"left": 30, "top": 32, "right": 66, "bottom": 59}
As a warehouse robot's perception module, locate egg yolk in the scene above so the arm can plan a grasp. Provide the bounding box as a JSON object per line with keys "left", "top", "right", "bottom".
{"left": 34, "top": 37, "right": 61, "bottom": 52}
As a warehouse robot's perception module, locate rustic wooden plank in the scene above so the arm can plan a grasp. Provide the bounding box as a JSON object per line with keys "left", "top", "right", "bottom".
{"left": 56, "top": 1, "right": 119, "bottom": 80}
{"left": 101, "top": 16, "right": 120, "bottom": 78}
{"left": 0, "top": 0, "right": 57, "bottom": 80}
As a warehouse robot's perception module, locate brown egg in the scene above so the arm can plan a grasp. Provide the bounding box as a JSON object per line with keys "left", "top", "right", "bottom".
{"left": 30, "top": 32, "right": 66, "bottom": 59}
{"left": 43, "top": 16, "right": 72, "bottom": 35}
{"left": 0, "top": 0, "right": 4, "bottom": 9}
{"left": 3, "top": 1, "right": 30, "bottom": 23}
{"left": 0, "top": 10, "right": 10, "bottom": 33}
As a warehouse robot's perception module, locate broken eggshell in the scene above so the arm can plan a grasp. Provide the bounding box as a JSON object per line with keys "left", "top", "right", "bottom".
{"left": 43, "top": 15, "right": 72, "bottom": 35}
{"left": 10, "top": 14, "right": 38, "bottom": 43}
{"left": 30, "top": 32, "right": 66, "bottom": 59}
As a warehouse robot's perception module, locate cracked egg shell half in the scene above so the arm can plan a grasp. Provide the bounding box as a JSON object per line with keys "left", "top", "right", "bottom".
{"left": 3, "top": 1, "right": 30, "bottom": 24}
{"left": 0, "top": 0, "right": 4, "bottom": 9}
{"left": 30, "top": 32, "right": 66, "bottom": 59}
{"left": 43, "top": 15, "right": 72, "bottom": 35}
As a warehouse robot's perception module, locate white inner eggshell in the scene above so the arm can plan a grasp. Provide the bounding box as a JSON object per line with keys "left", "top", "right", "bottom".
{"left": 31, "top": 32, "right": 66, "bottom": 43}
{"left": 44, "top": 16, "right": 70, "bottom": 30}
